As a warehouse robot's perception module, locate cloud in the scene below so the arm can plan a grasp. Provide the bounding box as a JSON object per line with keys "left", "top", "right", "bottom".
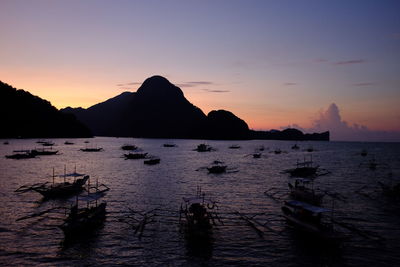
{"left": 283, "top": 82, "right": 297, "bottom": 86}
{"left": 177, "top": 81, "right": 215, "bottom": 88}
{"left": 126, "top": 82, "right": 142, "bottom": 85}
{"left": 202, "top": 89, "right": 230, "bottom": 93}
{"left": 314, "top": 58, "right": 329, "bottom": 63}
{"left": 334, "top": 59, "right": 367, "bottom": 65}
{"left": 352, "top": 82, "right": 376, "bottom": 86}
{"left": 284, "top": 103, "right": 400, "bottom": 142}
{"left": 117, "top": 82, "right": 141, "bottom": 87}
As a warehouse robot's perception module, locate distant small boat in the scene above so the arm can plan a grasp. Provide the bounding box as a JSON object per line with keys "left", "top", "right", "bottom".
{"left": 253, "top": 153, "right": 261, "bottom": 158}
{"left": 291, "top": 144, "right": 300, "bottom": 150}
{"left": 306, "top": 146, "right": 314, "bottom": 152}
{"left": 195, "top": 144, "right": 213, "bottom": 152}
{"left": 124, "top": 152, "right": 147, "bottom": 159}
{"left": 360, "top": 149, "right": 368, "bottom": 157}
{"left": 256, "top": 145, "right": 265, "bottom": 152}
{"left": 42, "top": 142, "right": 55, "bottom": 147}
{"left": 229, "top": 145, "right": 241, "bottom": 149}
{"left": 64, "top": 141, "right": 74, "bottom": 145}
{"left": 274, "top": 148, "right": 282, "bottom": 154}
{"left": 5, "top": 152, "right": 36, "bottom": 159}
{"left": 84, "top": 140, "right": 90, "bottom": 143}
{"left": 207, "top": 165, "right": 227, "bottom": 174}
{"left": 144, "top": 158, "right": 160, "bottom": 165}
{"left": 80, "top": 147, "right": 103, "bottom": 152}
{"left": 121, "top": 144, "right": 138, "bottom": 150}
{"left": 3, "top": 141, "right": 9, "bottom": 145}
{"left": 30, "top": 148, "right": 58, "bottom": 156}
{"left": 163, "top": 143, "right": 177, "bottom": 147}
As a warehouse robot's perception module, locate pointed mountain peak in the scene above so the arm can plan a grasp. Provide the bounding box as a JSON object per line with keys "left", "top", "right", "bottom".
{"left": 136, "top": 75, "right": 183, "bottom": 99}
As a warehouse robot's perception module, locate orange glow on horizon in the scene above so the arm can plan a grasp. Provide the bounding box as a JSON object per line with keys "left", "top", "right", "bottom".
{"left": 2, "top": 73, "right": 399, "bottom": 133}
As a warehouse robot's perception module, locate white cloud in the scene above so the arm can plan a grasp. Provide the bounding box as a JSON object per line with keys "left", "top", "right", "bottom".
{"left": 285, "top": 103, "right": 400, "bottom": 142}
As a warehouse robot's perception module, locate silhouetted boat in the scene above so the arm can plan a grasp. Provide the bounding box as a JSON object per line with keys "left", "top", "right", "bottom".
{"left": 163, "top": 143, "right": 177, "bottom": 147}
{"left": 291, "top": 144, "right": 300, "bottom": 150}
{"left": 5, "top": 152, "right": 36, "bottom": 159}
{"left": 80, "top": 147, "right": 103, "bottom": 152}
{"left": 180, "top": 187, "right": 217, "bottom": 238}
{"left": 144, "top": 158, "right": 160, "bottom": 165}
{"left": 274, "top": 148, "right": 282, "bottom": 154}
{"left": 306, "top": 146, "right": 314, "bottom": 152}
{"left": 121, "top": 144, "right": 138, "bottom": 150}
{"left": 195, "top": 144, "right": 213, "bottom": 152}
{"left": 33, "top": 174, "right": 89, "bottom": 199}
{"left": 281, "top": 200, "right": 346, "bottom": 242}
{"left": 60, "top": 202, "right": 106, "bottom": 238}
{"left": 229, "top": 145, "right": 241, "bottom": 149}
{"left": 288, "top": 178, "right": 324, "bottom": 205}
{"left": 360, "top": 149, "right": 368, "bottom": 157}
{"left": 30, "top": 148, "right": 59, "bottom": 156}
{"left": 285, "top": 156, "right": 319, "bottom": 177}
{"left": 207, "top": 164, "right": 227, "bottom": 174}
{"left": 84, "top": 140, "right": 90, "bottom": 143}
{"left": 124, "top": 152, "right": 147, "bottom": 159}
{"left": 253, "top": 153, "right": 261, "bottom": 158}
{"left": 3, "top": 141, "right": 9, "bottom": 145}
{"left": 64, "top": 141, "right": 74, "bottom": 145}
{"left": 42, "top": 141, "right": 55, "bottom": 146}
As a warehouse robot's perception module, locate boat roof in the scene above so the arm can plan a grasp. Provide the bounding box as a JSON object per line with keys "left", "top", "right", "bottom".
{"left": 294, "top": 178, "right": 312, "bottom": 183}
{"left": 59, "top": 172, "right": 86, "bottom": 177}
{"left": 296, "top": 161, "right": 313, "bottom": 166}
{"left": 286, "top": 200, "right": 331, "bottom": 213}
{"left": 183, "top": 197, "right": 214, "bottom": 205}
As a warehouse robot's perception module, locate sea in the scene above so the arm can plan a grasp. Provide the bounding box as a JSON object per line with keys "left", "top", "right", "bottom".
{"left": 0, "top": 137, "right": 399, "bottom": 266}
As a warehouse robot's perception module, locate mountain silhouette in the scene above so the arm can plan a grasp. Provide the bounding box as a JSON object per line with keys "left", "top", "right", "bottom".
{"left": 62, "top": 75, "right": 329, "bottom": 140}
{"left": 62, "top": 76, "right": 208, "bottom": 138}
{"left": 0, "top": 81, "right": 92, "bottom": 138}
{"left": 250, "top": 128, "right": 329, "bottom": 141}
{"left": 206, "top": 110, "right": 249, "bottom": 140}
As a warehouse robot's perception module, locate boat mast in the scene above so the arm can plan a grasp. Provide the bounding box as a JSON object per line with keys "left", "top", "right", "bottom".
{"left": 64, "top": 165, "right": 66, "bottom": 183}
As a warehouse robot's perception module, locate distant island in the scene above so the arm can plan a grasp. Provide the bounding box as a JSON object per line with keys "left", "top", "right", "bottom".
{"left": 61, "top": 76, "right": 329, "bottom": 141}
{"left": 0, "top": 81, "right": 92, "bottom": 138}
{"left": 1, "top": 76, "right": 329, "bottom": 140}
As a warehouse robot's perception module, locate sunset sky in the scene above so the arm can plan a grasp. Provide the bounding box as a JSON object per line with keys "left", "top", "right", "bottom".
{"left": 1, "top": 0, "right": 399, "bottom": 141}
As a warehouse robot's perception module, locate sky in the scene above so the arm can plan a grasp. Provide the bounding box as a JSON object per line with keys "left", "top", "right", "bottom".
{"left": 1, "top": 0, "right": 399, "bottom": 141}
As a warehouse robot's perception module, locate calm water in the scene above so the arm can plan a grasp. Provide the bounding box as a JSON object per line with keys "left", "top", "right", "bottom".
{"left": 0, "top": 137, "right": 400, "bottom": 266}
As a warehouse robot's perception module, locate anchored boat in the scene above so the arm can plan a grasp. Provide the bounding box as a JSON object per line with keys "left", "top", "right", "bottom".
{"left": 124, "top": 152, "right": 147, "bottom": 159}
{"left": 288, "top": 178, "right": 324, "bottom": 205}
{"left": 180, "top": 187, "right": 219, "bottom": 238}
{"left": 281, "top": 200, "right": 347, "bottom": 243}
{"left": 194, "top": 144, "right": 213, "bottom": 152}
